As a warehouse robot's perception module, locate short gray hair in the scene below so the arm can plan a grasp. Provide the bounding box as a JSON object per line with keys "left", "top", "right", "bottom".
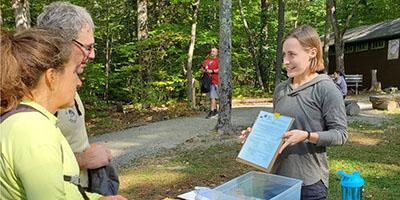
{"left": 37, "top": 1, "right": 94, "bottom": 40}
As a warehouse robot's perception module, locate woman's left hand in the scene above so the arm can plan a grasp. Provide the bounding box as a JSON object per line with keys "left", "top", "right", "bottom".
{"left": 278, "top": 129, "right": 308, "bottom": 154}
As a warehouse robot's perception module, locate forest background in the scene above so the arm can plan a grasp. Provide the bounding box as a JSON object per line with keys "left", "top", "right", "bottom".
{"left": 2, "top": 0, "right": 400, "bottom": 112}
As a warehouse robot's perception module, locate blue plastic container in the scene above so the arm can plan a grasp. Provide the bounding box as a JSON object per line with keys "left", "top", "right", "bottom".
{"left": 337, "top": 170, "right": 365, "bottom": 200}
{"left": 213, "top": 171, "right": 302, "bottom": 200}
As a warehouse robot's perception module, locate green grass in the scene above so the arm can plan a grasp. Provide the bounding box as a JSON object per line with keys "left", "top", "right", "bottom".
{"left": 119, "top": 143, "right": 252, "bottom": 199}
{"left": 328, "top": 115, "right": 400, "bottom": 200}
{"left": 119, "top": 115, "right": 400, "bottom": 200}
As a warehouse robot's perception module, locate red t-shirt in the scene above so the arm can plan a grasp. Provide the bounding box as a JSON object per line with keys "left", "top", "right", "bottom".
{"left": 202, "top": 57, "right": 219, "bottom": 84}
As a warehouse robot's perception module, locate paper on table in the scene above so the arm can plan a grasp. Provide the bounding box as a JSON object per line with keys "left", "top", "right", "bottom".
{"left": 177, "top": 190, "right": 196, "bottom": 200}
{"left": 237, "top": 111, "right": 294, "bottom": 172}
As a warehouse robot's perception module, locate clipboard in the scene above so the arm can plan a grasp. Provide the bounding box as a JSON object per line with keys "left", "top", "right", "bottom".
{"left": 236, "top": 111, "right": 294, "bottom": 172}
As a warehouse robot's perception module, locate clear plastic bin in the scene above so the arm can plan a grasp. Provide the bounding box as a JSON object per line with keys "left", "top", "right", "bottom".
{"left": 194, "top": 187, "right": 238, "bottom": 200}
{"left": 213, "top": 171, "right": 302, "bottom": 200}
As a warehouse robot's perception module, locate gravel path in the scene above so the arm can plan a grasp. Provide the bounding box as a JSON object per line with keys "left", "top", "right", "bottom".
{"left": 90, "top": 105, "right": 273, "bottom": 168}
{"left": 90, "top": 96, "right": 392, "bottom": 169}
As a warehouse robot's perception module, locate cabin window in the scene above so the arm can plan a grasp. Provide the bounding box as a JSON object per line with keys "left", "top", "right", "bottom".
{"left": 371, "top": 40, "right": 385, "bottom": 49}
{"left": 345, "top": 45, "right": 354, "bottom": 54}
{"left": 356, "top": 42, "right": 368, "bottom": 52}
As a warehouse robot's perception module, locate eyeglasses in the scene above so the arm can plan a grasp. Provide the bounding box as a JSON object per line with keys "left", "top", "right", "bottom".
{"left": 72, "top": 39, "right": 94, "bottom": 64}
{"left": 73, "top": 39, "right": 94, "bottom": 53}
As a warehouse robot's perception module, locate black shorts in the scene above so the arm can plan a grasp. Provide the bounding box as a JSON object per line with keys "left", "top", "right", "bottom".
{"left": 301, "top": 180, "right": 327, "bottom": 200}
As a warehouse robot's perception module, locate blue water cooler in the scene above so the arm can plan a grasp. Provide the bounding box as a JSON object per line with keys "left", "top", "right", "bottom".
{"left": 337, "top": 170, "right": 365, "bottom": 200}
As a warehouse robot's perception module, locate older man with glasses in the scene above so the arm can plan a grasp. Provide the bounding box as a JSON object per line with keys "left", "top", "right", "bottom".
{"left": 37, "top": 2, "right": 123, "bottom": 199}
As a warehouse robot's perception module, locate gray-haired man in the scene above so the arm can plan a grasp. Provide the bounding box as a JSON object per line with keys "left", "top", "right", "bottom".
{"left": 38, "top": 3, "right": 125, "bottom": 199}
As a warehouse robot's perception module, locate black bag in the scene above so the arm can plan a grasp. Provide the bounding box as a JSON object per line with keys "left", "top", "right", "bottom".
{"left": 88, "top": 164, "right": 119, "bottom": 196}
{"left": 200, "top": 73, "right": 212, "bottom": 93}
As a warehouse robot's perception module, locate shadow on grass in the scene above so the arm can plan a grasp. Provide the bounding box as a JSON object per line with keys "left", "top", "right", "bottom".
{"left": 328, "top": 118, "right": 400, "bottom": 200}
{"left": 119, "top": 143, "right": 253, "bottom": 199}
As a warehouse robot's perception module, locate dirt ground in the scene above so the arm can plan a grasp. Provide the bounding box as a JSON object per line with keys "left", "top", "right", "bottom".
{"left": 87, "top": 93, "right": 397, "bottom": 137}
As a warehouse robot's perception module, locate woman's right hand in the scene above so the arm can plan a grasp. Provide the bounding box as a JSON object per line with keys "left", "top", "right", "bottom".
{"left": 100, "top": 195, "right": 127, "bottom": 200}
{"left": 239, "top": 127, "right": 252, "bottom": 144}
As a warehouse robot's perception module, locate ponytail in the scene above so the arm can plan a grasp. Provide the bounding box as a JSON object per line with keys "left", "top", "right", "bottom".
{"left": 1, "top": 30, "right": 27, "bottom": 114}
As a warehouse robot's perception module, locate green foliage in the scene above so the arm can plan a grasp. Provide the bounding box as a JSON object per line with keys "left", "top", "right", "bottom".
{"left": 2, "top": 0, "right": 399, "bottom": 108}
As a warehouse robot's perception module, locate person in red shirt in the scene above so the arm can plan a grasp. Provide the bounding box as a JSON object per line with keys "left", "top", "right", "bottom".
{"left": 202, "top": 48, "right": 219, "bottom": 119}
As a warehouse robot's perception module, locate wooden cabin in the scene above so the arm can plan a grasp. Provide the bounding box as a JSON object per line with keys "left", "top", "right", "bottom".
{"left": 326, "top": 18, "right": 400, "bottom": 90}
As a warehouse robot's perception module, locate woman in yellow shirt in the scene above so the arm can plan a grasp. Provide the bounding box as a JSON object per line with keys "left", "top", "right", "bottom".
{"left": 0, "top": 29, "right": 125, "bottom": 200}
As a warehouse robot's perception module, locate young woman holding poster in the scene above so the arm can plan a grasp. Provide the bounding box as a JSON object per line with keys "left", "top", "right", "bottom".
{"left": 241, "top": 25, "right": 347, "bottom": 200}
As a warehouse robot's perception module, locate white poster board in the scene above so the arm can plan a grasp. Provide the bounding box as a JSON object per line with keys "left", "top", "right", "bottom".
{"left": 387, "top": 39, "right": 399, "bottom": 60}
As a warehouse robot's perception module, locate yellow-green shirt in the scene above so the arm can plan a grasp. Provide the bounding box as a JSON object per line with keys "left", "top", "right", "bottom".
{"left": 0, "top": 101, "right": 102, "bottom": 200}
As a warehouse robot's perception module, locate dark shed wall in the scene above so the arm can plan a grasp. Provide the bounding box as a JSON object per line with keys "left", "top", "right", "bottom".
{"left": 328, "top": 37, "right": 400, "bottom": 90}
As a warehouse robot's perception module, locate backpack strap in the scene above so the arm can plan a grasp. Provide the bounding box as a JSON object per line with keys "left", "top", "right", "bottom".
{"left": 63, "top": 175, "right": 90, "bottom": 200}
{"left": 0, "top": 104, "right": 44, "bottom": 123}
{"left": 60, "top": 145, "right": 90, "bottom": 200}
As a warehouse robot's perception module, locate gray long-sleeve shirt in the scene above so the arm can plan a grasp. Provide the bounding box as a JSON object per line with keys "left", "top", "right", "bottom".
{"left": 272, "top": 74, "right": 348, "bottom": 187}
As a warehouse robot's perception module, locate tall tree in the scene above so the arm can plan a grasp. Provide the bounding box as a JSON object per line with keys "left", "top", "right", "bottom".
{"left": 275, "top": 0, "right": 285, "bottom": 86}
{"left": 0, "top": 8, "right": 3, "bottom": 27}
{"left": 259, "top": 0, "right": 269, "bottom": 91}
{"left": 137, "top": 0, "right": 148, "bottom": 40}
{"left": 328, "top": 0, "right": 361, "bottom": 73}
{"left": 323, "top": 0, "right": 331, "bottom": 73}
{"left": 104, "top": 0, "right": 113, "bottom": 100}
{"left": 137, "top": 0, "right": 151, "bottom": 82}
{"left": 12, "top": 0, "right": 30, "bottom": 32}
{"left": 217, "top": 0, "right": 233, "bottom": 135}
{"left": 186, "top": 0, "right": 200, "bottom": 108}
{"left": 238, "top": 0, "right": 264, "bottom": 90}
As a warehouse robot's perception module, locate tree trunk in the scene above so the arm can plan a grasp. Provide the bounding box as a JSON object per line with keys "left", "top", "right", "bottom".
{"left": 104, "top": 1, "right": 112, "bottom": 101}
{"left": 137, "top": 0, "right": 151, "bottom": 82}
{"left": 370, "top": 95, "right": 398, "bottom": 112}
{"left": 186, "top": 0, "right": 200, "bottom": 109}
{"left": 323, "top": 0, "right": 331, "bottom": 73}
{"left": 369, "top": 69, "right": 382, "bottom": 92}
{"left": 328, "top": 0, "right": 361, "bottom": 73}
{"left": 137, "top": 0, "right": 148, "bottom": 40}
{"left": 259, "top": 0, "right": 269, "bottom": 91}
{"left": 238, "top": 0, "right": 264, "bottom": 91}
{"left": 217, "top": 0, "right": 233, "bottom": 135}
{"left": 0, "top": 9, "right": 3, "bottom": 27}
{"left": 334, "top": 34, "right": 345, "bottom": 73}
{"left": 328, "top": 0, "right": 343, "bottom": 72}
{"left": 104, "top": 36, "right": 112, "bottom": 101}
{"left": 370, "top": 69, "right": 377, "bottom": 87}
{"left": 12, "top": 0, "right": 30, "bottom": 32}
{"left": 275, "top": 0, "right": 285, "bottom": 87}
